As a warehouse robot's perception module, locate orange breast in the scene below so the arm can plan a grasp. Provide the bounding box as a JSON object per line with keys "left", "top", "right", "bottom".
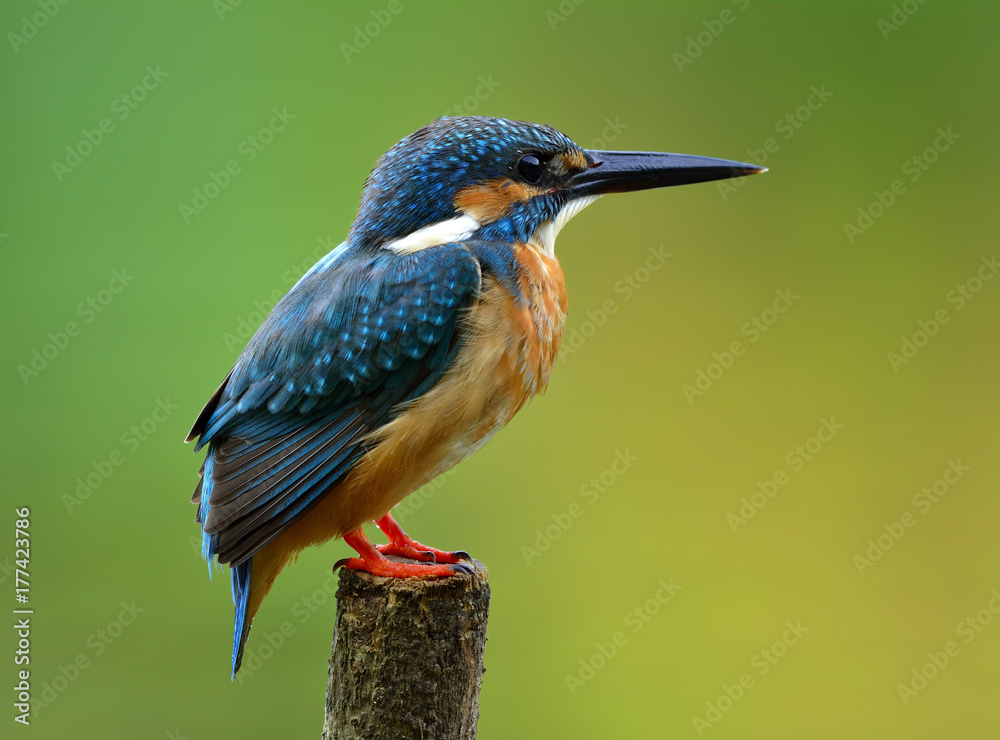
{"left": 509, "top": 241, "right": 569, "bottom": 396}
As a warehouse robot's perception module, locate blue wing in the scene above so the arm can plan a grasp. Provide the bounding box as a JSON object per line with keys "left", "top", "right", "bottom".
{"left": 188, "top": 243, "right": 482, "bottom": 567}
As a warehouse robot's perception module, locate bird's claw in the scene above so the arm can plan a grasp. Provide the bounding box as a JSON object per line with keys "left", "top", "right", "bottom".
{"left": 332, "top": 557, "right": 356, "bottom": 573}
{"left": 334, "top": 555, "right": 472, "bottom": 579}
{"left": 376, "top": 541, "right": 467, "bottom": 565}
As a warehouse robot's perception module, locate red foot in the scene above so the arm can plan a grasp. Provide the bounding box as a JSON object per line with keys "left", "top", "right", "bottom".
{"left": 374, "top": 513, "right": 468, "bottom": 565}
{"left": 338, "top": 526, "right": 471, "bottom": 579}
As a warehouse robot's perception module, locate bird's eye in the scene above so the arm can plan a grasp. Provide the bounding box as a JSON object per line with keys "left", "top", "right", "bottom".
{"left": 516, "top": 154, "right": 544, "bottom": 184}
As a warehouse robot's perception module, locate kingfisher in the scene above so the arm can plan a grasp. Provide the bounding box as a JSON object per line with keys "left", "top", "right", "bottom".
{"left": 187, "top": 116, "right": 764, "bottom": 676}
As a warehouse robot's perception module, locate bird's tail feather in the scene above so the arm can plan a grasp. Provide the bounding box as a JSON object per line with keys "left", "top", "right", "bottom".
{"left": 231, "top": 559, "right": 253, "bottom": 678}
{"left": 195, "top": 440, "right": 289, "bottom": 678}
{"left": 196, "top": 442, "right": 252, "bottom": 677}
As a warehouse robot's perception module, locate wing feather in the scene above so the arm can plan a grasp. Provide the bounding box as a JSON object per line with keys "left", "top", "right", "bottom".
{"left": 190, "top": 243, "right": 481, "bottom": 566}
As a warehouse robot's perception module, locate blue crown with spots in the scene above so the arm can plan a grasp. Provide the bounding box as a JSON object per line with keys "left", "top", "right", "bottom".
{"left": 348, "top": 116, "right": 583, "bottom": 249}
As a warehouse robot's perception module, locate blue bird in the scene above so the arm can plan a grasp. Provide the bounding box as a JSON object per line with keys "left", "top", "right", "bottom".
{"left": 187, "top": 116, "right": 765, "bottom": 676}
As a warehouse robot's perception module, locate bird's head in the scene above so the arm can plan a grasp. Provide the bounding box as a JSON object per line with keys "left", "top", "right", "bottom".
{"left": 348, "top": 116, "right": 764, "bottom": 254}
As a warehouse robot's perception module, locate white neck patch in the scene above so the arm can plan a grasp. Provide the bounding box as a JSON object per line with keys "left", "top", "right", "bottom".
{"left": 531, "top": 195, "right": 602, "bottom": 257}
{"left": 383, "top": 214, "right": 480, "bottom": 254}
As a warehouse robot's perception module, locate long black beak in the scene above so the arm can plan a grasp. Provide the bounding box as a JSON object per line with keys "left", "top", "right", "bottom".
{"left": 568, "top": 150, "right": 766, "bottom": 197}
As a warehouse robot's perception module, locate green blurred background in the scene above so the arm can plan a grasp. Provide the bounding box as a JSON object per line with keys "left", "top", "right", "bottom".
{"left": 3, "top": 1, "right": 999, "bottom": 738}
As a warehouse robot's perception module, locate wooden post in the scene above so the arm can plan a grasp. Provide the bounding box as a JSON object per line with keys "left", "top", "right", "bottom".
{"left": 322, "top": 558, "right": 490, "bottom": 740}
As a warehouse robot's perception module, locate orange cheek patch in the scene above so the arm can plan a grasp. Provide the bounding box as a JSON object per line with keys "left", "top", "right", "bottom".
{"left": 454, "top": 177, "right": 532, "bottom": 224}
{"left": 562, "top": 150, "right": 589, "bottom": 172}
{"left": 547, "top": 150, "right": 590, "bottom": 180}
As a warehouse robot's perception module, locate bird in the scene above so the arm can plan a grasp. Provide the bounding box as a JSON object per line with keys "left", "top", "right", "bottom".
{"left": 187, "top": 115, "right": 765, "bottom": 677}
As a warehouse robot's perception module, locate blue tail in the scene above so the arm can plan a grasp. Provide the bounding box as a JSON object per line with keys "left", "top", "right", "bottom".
{"left": 195, "top": 443, "right": 254, "bottom": 678}
{"left": 230, "top": 559, "right": 253, "bottom": 678}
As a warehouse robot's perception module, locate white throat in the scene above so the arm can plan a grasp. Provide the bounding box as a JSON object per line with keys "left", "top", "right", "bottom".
{"left": 532, "top": 195, "right": 602, "bottom": 256}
